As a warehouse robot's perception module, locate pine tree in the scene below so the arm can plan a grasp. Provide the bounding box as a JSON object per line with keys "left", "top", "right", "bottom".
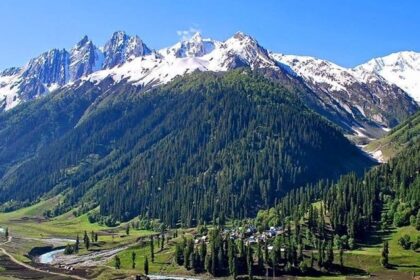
{"left": 75, "top": 234, "right": 80, "bottom": 252}
{"left": 161, "top": 234, "right": 165, "bottom": 251}
{"left": 115, "top": 255, "right": 121, "bottom": 269}
{"left": 83, "top": 231, "right": 90, "bottom": 250}
{"left": 4, "top": 227, "right": 8, "bottom": 239}
{"left": 416, "top": 210, "right": 420, "bottom": 231}
{"left": 132, "top": 251, "right": 136, "bottom": 269}
{"left": 326, "top": 240, "right": 334, "bottom": 267}
{"left": 84, "top": 232, "right": 90, "bottom": 251}
{"left": 144, "top": 256, "right": 149, "bottom": 275}
{"left": 257, "top": 241, "right": 264, "bottom": 272}
{"left": 380, "top": 241, "right": 389, "bottom": 268}
{"left": 264, "top": 241, "right": 269, "bottom": 265}
{"left": 205, "top": 253, "right": 211, "bottom": 273}
{"left": 199, "top": 241, "right": 207, "bottom": 265}
{"left": 150, "top": 236, "right": 155, "bottom": 262}
{"left": 247, "top": 245, "right": 253, "bottom": 280}
{"left": 339, "top": 246, "right": 344, "bottom": 268}
{"left": 126, "top": 224, "right": 130, "bottom": 236}
{"left": 310, "top": 251, "right": 315, "bottom": 268}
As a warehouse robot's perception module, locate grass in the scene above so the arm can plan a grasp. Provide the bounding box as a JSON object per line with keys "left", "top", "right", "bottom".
{"left": 105, "top": 233, "right": 196, "bottom": 276}
{"left": 1, "top": 199, "right": 419, "bottom": 279}
{"left": 0, "top": 197, "right": 157, "bottom": 267}
{"left": 366, "top": 111, "right": 420, "bottom": 161}
{"left": 343, "top": 226, "right": 420, "bottom": 274}
{"left": 0, "top": 196, "right": 154, "bottom": 241}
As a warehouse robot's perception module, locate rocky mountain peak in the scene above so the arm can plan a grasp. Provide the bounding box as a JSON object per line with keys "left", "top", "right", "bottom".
{"left": 102, "top": 31, "right": 151, "bottom": 69}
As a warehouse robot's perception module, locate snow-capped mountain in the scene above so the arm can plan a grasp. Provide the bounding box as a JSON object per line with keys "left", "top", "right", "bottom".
{"left": 355, "top": 51, "right": 420, "bottom": 102}
{"left": 271, "top": 54, "right": 418, "bottom": 138}
{"left": 22, "top": 48, "right": 70, "bottom": 86}
{"left": 69, "top": 35, "right": 103, "bottom": 81}
{"left": 102, "top": 31, "right": 151, "bottom": 69}
{"left": 0, "top": 31, "right": 418, "bottom": 140}
{"left": 86, "top": 32, "right": 282, "bottom": 88}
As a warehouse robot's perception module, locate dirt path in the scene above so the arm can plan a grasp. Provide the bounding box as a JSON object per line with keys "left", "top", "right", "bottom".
{"left": 0, "top": 236, "right": 88, "bottom": 280}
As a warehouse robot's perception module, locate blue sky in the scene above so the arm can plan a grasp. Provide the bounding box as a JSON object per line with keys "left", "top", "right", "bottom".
{"left": 0, "top": 0, "right": 419, "bottom": 70}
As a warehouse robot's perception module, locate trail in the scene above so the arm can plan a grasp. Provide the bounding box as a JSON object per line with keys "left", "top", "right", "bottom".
{"left": 0, "top": 236, "right": 88, "bottom": 280}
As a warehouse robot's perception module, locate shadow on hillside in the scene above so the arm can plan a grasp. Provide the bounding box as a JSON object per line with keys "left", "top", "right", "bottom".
{"left": 359, "top": 224, "right": 396, "bottom": 247}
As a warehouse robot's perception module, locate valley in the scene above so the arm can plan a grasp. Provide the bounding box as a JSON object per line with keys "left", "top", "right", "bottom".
{"left": 0, "top": 5, "right": 419, "bottom": 279}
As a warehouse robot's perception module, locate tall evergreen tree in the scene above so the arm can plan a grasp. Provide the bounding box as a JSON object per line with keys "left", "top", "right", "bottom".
{"left": 144, "top": 256, "right": 149, "bottom": 275}
{"left": 150, "top": 236, "right": 155, "bottom": 262}
{"left": 381, "top": 241, "right": 389, "bottom": 268}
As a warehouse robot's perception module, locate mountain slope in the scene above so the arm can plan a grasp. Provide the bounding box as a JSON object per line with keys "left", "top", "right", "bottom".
{"left": 365, "top": 111, "right": 420, "bottom": 161}
{"left": 0, "top": 71, "right": 374, "bottom": 225}
{"left": 0, "top": 32, "right": 417, "bottom": 140}
{"left": 356, "top": 51, "right": 420, "bottom": 102}
{"left": 272, "top": 54, "right": 418, "bottom": 139}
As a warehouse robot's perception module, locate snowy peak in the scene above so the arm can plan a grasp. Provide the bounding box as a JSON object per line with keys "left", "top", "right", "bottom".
{"left": 271, "top": 53, "right": 418, "bottom": 136}
{"left": 221, "top": 32, "right": 275, "bottom": 69}
{"left": 0, "top": 30, "right": 418, "bottom": 141}
{"left": 102, "top": 31, "right": 151, "bottom": 69}
{"left": 355, "top": 51, "right": 420, "bottom": 102}
{"left": 22, "top": 48, "right": 70, "bottom": 86}
{"left": 160, "top": 32, "right": 220, "bottom": 58}
{"left": 272, "top": 54, "right": 355, "bottom": 91}
{"left": 0, "top": 67, "right": 21, "bottom": 77}
{"left": 70, "top": 35, "right": 103, "bottom": 81}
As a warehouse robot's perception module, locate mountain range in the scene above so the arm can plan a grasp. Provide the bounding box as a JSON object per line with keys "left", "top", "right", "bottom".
{"left": 0, "top": 31, "right": 418, "bottom": 140}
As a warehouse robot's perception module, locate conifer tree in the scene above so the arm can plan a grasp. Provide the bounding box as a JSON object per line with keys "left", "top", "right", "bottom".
{"left": 247, "top": 245, "right": 253, "bottom": 280}
{"left": 150, "top": 236, "right": 155, "bottom": 262}
{"left": 132, "top": 251, "right": 136, "bottom": 269}
{"left": 144, "top": 256, "right": 149, "bottom": 275}
{"left": 380, "top": 241, "right": 389, "bottom": 268}
{"left": 75, "top": 234, "right": 80, "bottom": 253}
{"left": 339, "top": 246, "right": 344, "bottom": 268}
{"left": 115, "top": 255, "right": 121, "bottom": 269}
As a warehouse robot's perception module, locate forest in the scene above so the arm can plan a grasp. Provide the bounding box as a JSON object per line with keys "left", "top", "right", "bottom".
{"left": 0, "top": 70, "right": 373, "bottom": 226}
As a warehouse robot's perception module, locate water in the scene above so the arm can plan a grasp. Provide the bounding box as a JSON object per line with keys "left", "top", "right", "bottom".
{"left": 38, "top": 248, "right": 65, "bottom": 264}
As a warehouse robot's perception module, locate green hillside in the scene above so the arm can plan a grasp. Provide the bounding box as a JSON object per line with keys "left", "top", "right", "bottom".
{"left": 0, "top": 70, "right": 373, "bottom": 226}
{"left": 366, "top": 111, "right": 420, "bottom": 161}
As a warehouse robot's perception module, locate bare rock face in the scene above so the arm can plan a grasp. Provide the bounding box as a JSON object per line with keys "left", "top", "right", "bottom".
{"left": 69, "top": 35, "right": 103, "bottom": 81}
{"left": 22, "top": 49, "right": 70, "bottom": 86}
{"left": 102, "top": 31, "right": 151, "bottom": 69}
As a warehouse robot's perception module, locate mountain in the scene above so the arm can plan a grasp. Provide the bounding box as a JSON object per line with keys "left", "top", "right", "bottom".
{"left": 0, "top": 31, "right": 418, "bottom": 140}
{"left": 102, "top": 31, "right": 151, "bottom": 69}
{"left": 69, "top": 35, "right": 103, "bottom": 80}
{"left": 356, "top": 51, "right": 420, "bottom": 102}
{"left": 0, "top": 71, "right": 374, "bottom": 225}
{"left": 0, "top": 31, "right": 151, "bottom": 110}
{"left": 272, "top": 54, "right": 418, "bottom": 139}
{"left": 365, "top": 111, "right": 420, "bottom": 162}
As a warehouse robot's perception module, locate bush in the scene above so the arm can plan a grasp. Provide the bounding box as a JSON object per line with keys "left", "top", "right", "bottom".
{"left": 398, "top": 234, "right": 411, "bottom": 250}
{"left": 64, "top": 244, "right": 74, "bottom": 255}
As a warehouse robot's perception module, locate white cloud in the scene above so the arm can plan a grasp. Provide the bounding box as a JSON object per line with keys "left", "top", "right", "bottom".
{"left": 176, "top": 27, "right": 201, "bottom": 41}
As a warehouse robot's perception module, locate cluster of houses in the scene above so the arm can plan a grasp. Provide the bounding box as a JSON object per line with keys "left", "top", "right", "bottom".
{"left": 194, "top": 225, "right": 285, "bottom": 251}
